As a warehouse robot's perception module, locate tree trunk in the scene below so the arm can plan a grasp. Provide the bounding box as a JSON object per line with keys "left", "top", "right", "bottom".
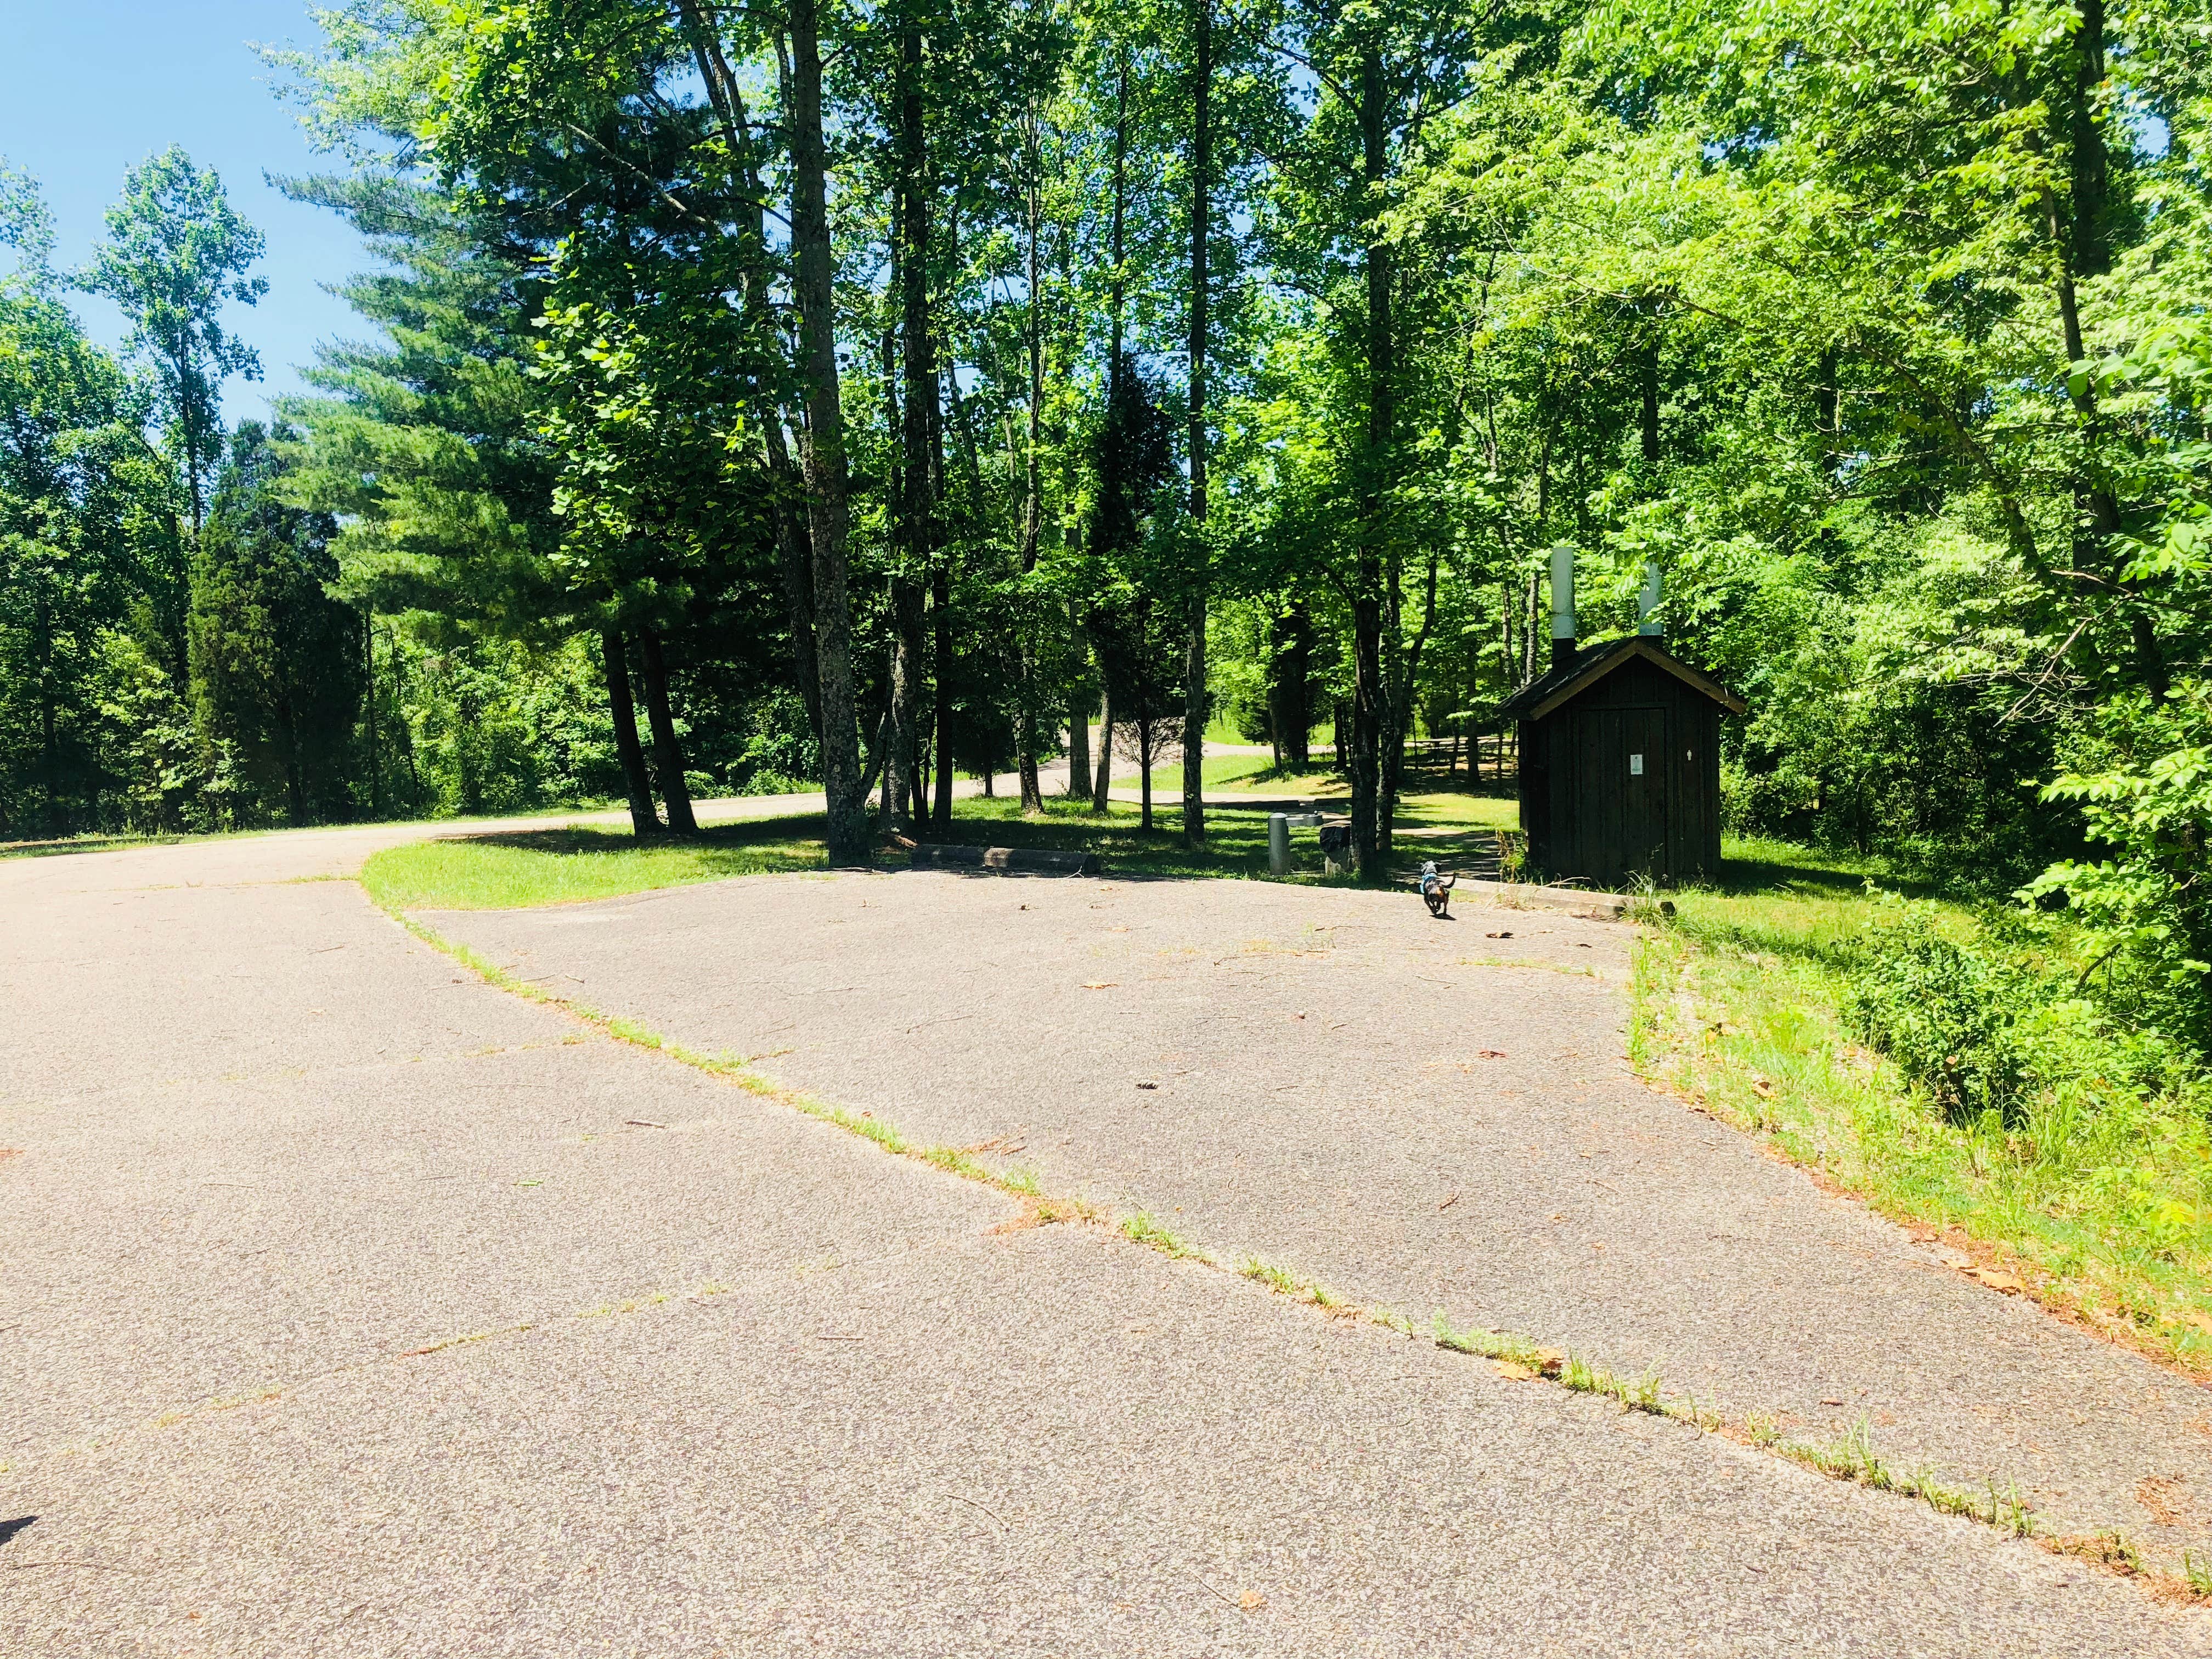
{"left": 1018, "top": 659, "right": 1045, "bottom": 814}
{"left": 1180, "top": 0, "right": 1212, "bottom": 849}
{"left": 1092, "top": 686, "right": 1114, "bottom": 811}
{"left": 1087, "top": 63, "right": 1128, "bottom": 827}
{"left": 602, "top": 628, "right": 659, "bottom": 836}
{"left": 932, "top": 558, "right": 953, "bottom": 827}
{"left": 1349, "top": 44, "right": 1393, "bottom": 881}
{"left": 1012, "top": 101, "right": 1048, "bottom": 819}
{"left": 768, "top": 428, "right": 822, "bottom": 742}
{"left": 887, "top": 584, "right": 923, "bottom": 832}
{"left": 680, "top": 0, "right": 821, "bottom": 748}
{"left": 1065, "top": 607, "right": 1091, "bottom": 797}
{"left": 788, "top": 0, "right": 870, "bottom": 863}
{"left": 1379, "top": 548, "right": 1438, "bottom": 840}
{"left": 279, "top": 690, "right": 307, "bottom": 827}
{"left": 888, "top": 10, "right": 937, "bottom": 832}
{"left": 638, "top": 628, "right": 698, "bottom": 834}
{"left": 1138, "top": 709, "right": 1154, "bottom": 832}
{"left": 36, "top": 586, "right": 59, "bottom": 837}
{"left": 1272, "top": 600, "right": 1312, "bottom": 767}
{"left": 361, "top": 611, "right": 380, "bottom": 820}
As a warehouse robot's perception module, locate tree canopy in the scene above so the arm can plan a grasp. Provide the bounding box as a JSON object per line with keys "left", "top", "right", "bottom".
{"left": 3, "top": 0, "right": 2209, "bottom": 1040}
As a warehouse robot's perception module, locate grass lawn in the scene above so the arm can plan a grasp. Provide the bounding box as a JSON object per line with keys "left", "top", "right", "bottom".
{"left": 359, "top": 789, "right": 1521, "bottom": 910}
{"left": 1634, "top": 837, "right": 2212, "bottom": 1374}
{"left": 360, "top": 819, "right": 825, "bottom": 910}
{"left": 1134, "top": 753, "right": 1344, "bottom": 795}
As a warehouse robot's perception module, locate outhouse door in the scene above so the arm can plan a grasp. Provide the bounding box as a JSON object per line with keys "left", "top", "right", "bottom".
{"left": 1582, "top": 706, "right": 1668, "bottom": 882}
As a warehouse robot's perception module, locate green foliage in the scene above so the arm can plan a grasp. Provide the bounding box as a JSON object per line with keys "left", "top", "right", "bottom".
{"left": 76, "top": 145, "right": 264, "bottom": 534}
{"left": 188, "top": 423, "right": 363, "bottom": 827}
{"left": 727, "top": 689, "right": 819, "bottom": 795}
{"left": 1843, "top": 906, "right": 2027, "bottom": 1125}
{"left": 2033, "top": 687, "right": 2212, "bottom": 1049}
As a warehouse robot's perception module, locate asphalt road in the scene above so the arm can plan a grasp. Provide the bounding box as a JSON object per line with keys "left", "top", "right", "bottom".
{"left": 4, "top": 825, "right": 2209, "bottom": 1656}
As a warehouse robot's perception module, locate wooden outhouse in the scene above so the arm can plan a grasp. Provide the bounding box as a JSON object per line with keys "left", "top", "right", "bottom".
{"left": 1498, "top": 630, "right": 1746, "bottom": 890}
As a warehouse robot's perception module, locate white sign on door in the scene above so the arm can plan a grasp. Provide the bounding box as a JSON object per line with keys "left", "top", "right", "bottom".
{"left": 1629, "top": 753, "right": 1644, "bottom": 776}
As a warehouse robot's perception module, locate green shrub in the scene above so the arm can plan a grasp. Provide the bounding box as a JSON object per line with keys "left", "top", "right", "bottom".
{"left": 1843, "top": 910, "right": 2024, "bottom": 1124}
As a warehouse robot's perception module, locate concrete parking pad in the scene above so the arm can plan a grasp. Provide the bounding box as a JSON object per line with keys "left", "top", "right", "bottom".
{"left": 435, "top": 867, "right": 2212, "bottom": 1561}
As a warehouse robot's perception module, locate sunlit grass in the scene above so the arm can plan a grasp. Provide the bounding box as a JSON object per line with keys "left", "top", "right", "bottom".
{"left": 360, "top": 820, "right": 825, "bottom": 910}
{"left": 1635, "top": 835, "right": 2212, "bottom": 1373}
{"left": 1136, "top": 752, "right": 1341, "bottom": 794}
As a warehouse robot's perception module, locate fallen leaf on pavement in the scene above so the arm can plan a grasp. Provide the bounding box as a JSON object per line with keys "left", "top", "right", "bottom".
{"left": 1081, "top": 981, "right": 1119, "bottom": 989}
{"left": 1438, "top": 1192, "right": 1459, "bottom": 1210}
{"left": 1967, "top": 1266, "right": 2024, "bottom": 1294}
{"left": 1477, "top": 1049, "right": 1506, "bottom": 1059}
{"left": 1238, "top": 1590, "right": 1267, "bottom": 1612}
{"left": 1533, "top": 1348, "right": 1567, "bottom": 1377}
{"left": 1491, "top": 1359, "right": 1539, "bottom": 1381}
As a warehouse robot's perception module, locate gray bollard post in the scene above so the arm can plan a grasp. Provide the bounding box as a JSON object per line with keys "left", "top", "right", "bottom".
{"left": 1268, "top": 812, "right": 1291, "bottom": 876}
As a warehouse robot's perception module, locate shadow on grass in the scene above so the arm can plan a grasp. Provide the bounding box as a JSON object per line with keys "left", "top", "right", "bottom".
{"left": 940, "top": 796, "right": 1509, "bottom": 887}
{"left": 469, "top": 815, "right": 829, "bottom": 861}
{"left": 941, "top": 797, "right": 1279, "bottom": 881}
{"left": 0, "top": 834, "right": 194, "bottom": 861}
{"left": 1657, "top": 838, "right": 1966, "bottom": 975}
{"left": 1712, "top": 839, "right": 1948, "bottom": 904}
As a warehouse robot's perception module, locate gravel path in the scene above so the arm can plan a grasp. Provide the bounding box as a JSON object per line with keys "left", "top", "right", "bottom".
{"left": 4, "top": 827, "right": 2209, "bottom": 1654}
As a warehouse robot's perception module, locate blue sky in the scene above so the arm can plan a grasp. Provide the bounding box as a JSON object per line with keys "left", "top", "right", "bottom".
{"left": 1, "top": 1, "right": 370, "bottom": 422}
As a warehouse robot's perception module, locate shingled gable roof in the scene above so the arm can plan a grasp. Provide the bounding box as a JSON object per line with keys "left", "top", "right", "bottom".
{"left": 1496, "top": 636, "right": 1748, "bottom": 724}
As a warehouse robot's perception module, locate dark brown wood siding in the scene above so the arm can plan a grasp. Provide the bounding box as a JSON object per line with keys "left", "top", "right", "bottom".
{"left": 1516, "top": 654, "right": 1726, "bottom": 887}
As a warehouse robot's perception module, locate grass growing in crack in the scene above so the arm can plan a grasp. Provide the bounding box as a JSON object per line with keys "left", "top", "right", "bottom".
{"left": 1122, "top": 1212, "right": 1209, "bottom": 1261}
{"left": 1239, "top": 1257, "right": 1297, "bottom": 1295}
{"left": 922, "top": 1145, "right": 989, "bottom": 1180}
{"left": 1777, "top": 1419, "right": 2036, "bottom": 1538}
{"left": 1430, "top": 1313, "right": 1545, "bottom": 1368}
{"left": 1238, "top": 1255, "right": 1357, "bottom": 1314}
{"left": 2053, "top": 1531, "right": 2147, "bottom": 1575}
{"left": 1561, "top": 1356, "right": 1671, "bottom": 1416}
{"left": 1743, "top": 1412, "right": 1785, "bottom": 1447}
{"left": 2184, "top": 1551, "right": 2212, "bottom": 1596}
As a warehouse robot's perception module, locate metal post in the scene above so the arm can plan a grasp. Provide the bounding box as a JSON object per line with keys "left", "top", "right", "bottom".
{"left": 1268, "top": 812, "right": 1290, "bottom": 876}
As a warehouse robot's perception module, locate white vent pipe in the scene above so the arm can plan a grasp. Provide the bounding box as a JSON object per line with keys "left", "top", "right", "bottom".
{"left": 1550, "top": 545, "right": 1576, "bottom": 669}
